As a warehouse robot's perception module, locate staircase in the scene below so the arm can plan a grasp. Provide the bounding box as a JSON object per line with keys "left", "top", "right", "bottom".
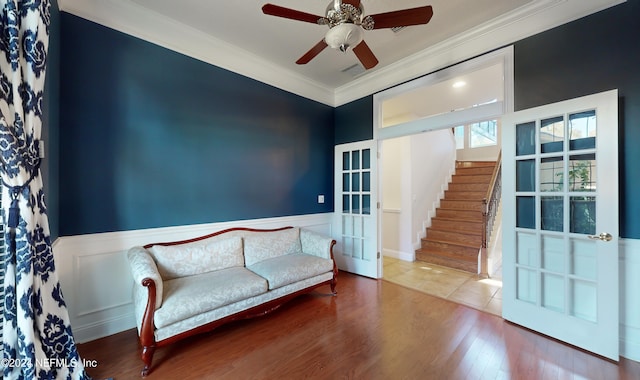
{"left": 415, "top": 161, "right": 496, "bottom": 273}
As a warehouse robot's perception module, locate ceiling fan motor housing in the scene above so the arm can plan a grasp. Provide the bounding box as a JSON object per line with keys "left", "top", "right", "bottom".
{"left": 324, "top": 2, "right": 363, "bottom": 28}
{"left": 322, "top": 1, "right": 371, "bottom": 51}
{"left": 325, "top": 23, "right": 363, "bottom": 52}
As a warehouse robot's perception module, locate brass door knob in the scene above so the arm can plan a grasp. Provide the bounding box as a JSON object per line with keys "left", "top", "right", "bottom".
{"left": 587, "top": 232, "right": 613, "bottom": 242}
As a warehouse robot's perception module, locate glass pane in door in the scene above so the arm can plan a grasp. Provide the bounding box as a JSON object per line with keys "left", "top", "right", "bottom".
{"left": 516, "top": 160, "right": 535, "bottom": 191}
{"left": 340, "top": 147, "right": 373, "bottom": 260}
{"left": 362, "top": 149, "right": 371, "bottom": 169}
{"left": 516, "top": 196, "right": 535, "bottom": 229}
{"left": 570, "top": 279, "right": 597, "bottom": 322}
{"left": 542, "top": 273, "right": 564, "bottom": 312}
{"left": 540, "top": 157, "right": 563, "bottom": 192}
{"left": 570, "top": 196, "right": 596, "bottom": 234}
{"left": 516, "top": 122, "right": 536, "bottom": 156}
{"left": 570, "top": 240, "right": 597, "bottom": 279}
{"left": 343, "top": 152, "right": 350, "bottom": 170}
{"left": 568, "top": 154, "right": 596, "bottom": 192}
{"left": 540, "top": 116, "right": 564, "bottom": 153}
{"left": 569, "top": 110, "right": 596, "bottom": 150}
{"left": 541, "top": 235, "right": 564, "bottom": 272}
{"left": 541, "top": 196, "right": 563, "bottom": 232}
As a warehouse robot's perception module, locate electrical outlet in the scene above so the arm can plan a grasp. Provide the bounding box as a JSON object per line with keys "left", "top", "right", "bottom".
{"left": 318, "top": 195, "right": 325, "bottom": 204}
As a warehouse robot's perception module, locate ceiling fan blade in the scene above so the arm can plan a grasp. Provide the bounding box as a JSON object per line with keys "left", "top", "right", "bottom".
{"left": 262, "top": 4, "right": 326, "bottom": 24}
{"left": 296, "top": 40, "right": 329, "bottom": 65}
{"left": 352, "top": 41, "right": 379, "bottom": 70}
{"left": 366, "top": 6, "right": 434, "bottom": 29}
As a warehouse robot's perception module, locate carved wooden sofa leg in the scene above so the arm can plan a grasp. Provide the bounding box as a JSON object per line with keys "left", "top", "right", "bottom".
{"left": 141, "top": 345, "right": 156, "bottom": 376}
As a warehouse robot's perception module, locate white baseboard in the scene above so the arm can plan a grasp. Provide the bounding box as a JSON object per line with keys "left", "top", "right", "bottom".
{"left": 621, "top": 325, "right": 640, "bottom": 362}
{"left": 72, "top": 311, "right": 137, "bottom": 343}
{"left": 383, "top": 248, "right": 415, "bottom": 262}
{"left": 53, "top": 213, "right": 334, "bottom": 343}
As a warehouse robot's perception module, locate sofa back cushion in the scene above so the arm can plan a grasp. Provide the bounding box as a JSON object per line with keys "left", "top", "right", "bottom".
{"left": 243, "top": 228, "right": 302, "bottom": 266}
{"left": 148, "top": 236, "right": 244, "bottom": 280}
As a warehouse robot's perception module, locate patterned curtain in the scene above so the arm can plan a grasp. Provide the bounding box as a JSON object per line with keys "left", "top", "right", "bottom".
{"left": 0, "top": 1, "right": 90, "bottom": 379}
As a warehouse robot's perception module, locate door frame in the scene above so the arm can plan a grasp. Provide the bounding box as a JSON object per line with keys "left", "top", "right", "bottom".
{"left": 371, "top": 47, "right": 514, "bottom": 270}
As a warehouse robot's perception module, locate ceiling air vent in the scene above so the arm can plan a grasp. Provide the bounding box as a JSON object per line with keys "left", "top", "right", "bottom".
{"left": 341, "top": 63, "right": 366, "bottom": 77}
{"left": 391, "top": 26, "right": 407, "bottom": 33}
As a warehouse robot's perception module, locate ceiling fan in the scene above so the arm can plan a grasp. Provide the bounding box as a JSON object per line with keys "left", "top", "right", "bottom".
{"left": 262, "top": 0, "right": 434, "bottom": 70}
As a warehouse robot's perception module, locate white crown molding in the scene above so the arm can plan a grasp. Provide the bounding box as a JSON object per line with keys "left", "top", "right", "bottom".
{"left": 57, "top": 0, "right": 336, "bottom": 106}
{"left": 58, "top": 0, "right": 625, "bottom": 107}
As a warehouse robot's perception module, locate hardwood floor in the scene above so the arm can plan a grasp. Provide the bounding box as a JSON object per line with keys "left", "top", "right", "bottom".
{"left": 77, "top": 272, "right": 640, "bottom": 379}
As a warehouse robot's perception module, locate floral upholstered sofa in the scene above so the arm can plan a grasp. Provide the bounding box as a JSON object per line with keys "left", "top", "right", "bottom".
{"left": 126, "top": 226, "right": 337, "bottom": 376}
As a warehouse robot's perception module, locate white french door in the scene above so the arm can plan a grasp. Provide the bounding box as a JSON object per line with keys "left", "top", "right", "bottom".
{"left": 334, "top": 140, "right": 379, "bottom": 278}
{"left": 502, "top": 89, "right": 619, "bottom": 360}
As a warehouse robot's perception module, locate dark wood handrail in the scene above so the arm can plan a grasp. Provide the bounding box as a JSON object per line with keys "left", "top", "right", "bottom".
{"left": 484, "top": 151, "right": 502, "bottom": 204}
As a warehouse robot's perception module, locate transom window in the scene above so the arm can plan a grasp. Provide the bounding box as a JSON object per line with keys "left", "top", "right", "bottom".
{"left": 455, "top": 119, "right": 499, "bottom": 149}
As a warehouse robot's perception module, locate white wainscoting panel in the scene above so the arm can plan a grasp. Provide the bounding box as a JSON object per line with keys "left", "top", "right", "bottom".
{"left": 53, "top": 213, "right": 334, "bottom": 343}
{"left": 620, "top": 238, "right": 640, "bottom": 362}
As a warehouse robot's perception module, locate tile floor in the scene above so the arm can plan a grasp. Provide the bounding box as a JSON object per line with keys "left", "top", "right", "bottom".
{"left": 382, "top": 256, "right": 503, "bottom": 316}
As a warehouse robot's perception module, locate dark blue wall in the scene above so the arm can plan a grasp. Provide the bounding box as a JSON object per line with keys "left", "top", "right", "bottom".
{"left": 514, "top": 0, "right": 640, "bottom": 238}
{"left": 334, "top": 96, "right": 374, "bottom": 145}
{"left": 52, "top": 1, "right": 640, "bottom": 238}
{"left": 42, "top": 0, "right": 61, "bottom": 239}
{"left": 58, "top": 14, "right": 334, "bottom": 235}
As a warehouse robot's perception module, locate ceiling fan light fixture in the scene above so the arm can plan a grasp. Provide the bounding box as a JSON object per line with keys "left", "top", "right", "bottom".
{"left": 325, "top": 23, "right": 363, "bottom": 52}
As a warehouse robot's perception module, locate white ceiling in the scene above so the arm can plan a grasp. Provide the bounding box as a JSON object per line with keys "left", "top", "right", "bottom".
{"left": 127, "top": 0, "right": 529, "bottom": 88}
{"left": 58, "top": 0, "right": 624, "bottom": 106}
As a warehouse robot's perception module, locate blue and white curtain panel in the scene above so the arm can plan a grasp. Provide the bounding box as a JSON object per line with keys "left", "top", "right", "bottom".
{"left": 0, "top": 1, "right": 90, "bottom": 379}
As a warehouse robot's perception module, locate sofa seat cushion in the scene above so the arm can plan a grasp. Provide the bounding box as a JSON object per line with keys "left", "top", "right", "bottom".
{"left": 247, "top": 253, "right": 334, "bottom": 290}
{"left": 154, "top": 267, "right": 267, "bottom": 328}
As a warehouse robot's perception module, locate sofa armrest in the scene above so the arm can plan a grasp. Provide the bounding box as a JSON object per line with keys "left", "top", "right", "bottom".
{"left": 300, "top": 229, "right": 335, "bottom": 260}
{"left": 127, "top": 246, "right": 163, "bottom": 310}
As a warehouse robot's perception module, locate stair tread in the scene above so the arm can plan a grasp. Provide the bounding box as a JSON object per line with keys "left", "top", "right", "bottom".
{"left": 448, "top": 185, "right": 489, "bottom": 191}
{"left": 428, "top": 229, "right": 483, "bottom": 235}
{"left": 414, "top": 253, "right": 478, "bottom": 273}
{"left": 421, "top": 237, "right": 481, "bottom": 248}
{"left": 416, "top": 250, "right": 478, "bottom": 263}
{"left": 432, "top": 217, "right": 483, "bottom": 222}
{"left": 440, "top": 199, "right": 483, "bottom": 203}
{"left": 456, "top": 161, "right": 496, "bottom": 167}
{"left": 427, "top": 227, "right": 482, "bottom": 235}
{"left": 454, "top": 170, "right": 494, "bottom": 175}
